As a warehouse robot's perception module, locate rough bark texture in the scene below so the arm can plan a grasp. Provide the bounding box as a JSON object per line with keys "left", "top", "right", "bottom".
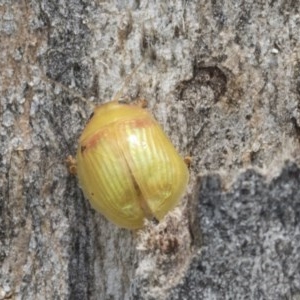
{"left": 1, "top": 1, "right": 300, "bottom": 299}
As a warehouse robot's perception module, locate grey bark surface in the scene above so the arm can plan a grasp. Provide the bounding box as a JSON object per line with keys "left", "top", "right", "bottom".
{"left": 1, "top": 1, "right": 300, "bottom": 300}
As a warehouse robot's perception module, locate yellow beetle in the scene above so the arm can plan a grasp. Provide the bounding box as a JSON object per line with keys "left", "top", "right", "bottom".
{"left": 76, "top": 100, "right": 189, "bottom": 229}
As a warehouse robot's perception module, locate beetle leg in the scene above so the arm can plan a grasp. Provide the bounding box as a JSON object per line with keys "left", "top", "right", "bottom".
{"left": 134, "top": 98, "right": 148, "bottom": 108}
{"left": 116, "top": 95, "right": 131, "bottom": 104}
{"left": 184, "top": 156, "right": 192, "bottom": 168}
{"left": 150, "top": 217, "right": 159, "bottom": 225}
{"left": 66, "top": 155, "right": 77, "bottom": 175}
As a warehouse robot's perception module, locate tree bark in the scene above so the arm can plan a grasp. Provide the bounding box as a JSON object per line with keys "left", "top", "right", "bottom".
{"left": 1, "top": 1, "right": 300, "bottom": 299}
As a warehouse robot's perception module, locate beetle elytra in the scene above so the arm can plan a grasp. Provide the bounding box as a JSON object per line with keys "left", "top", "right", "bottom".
{"left": 76, "top": 100, "right": 189, "bottom": 229}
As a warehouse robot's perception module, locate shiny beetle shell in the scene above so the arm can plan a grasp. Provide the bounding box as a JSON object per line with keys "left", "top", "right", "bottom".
{"left": 76, "top": 101, "right": 189, "bottom": 229}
